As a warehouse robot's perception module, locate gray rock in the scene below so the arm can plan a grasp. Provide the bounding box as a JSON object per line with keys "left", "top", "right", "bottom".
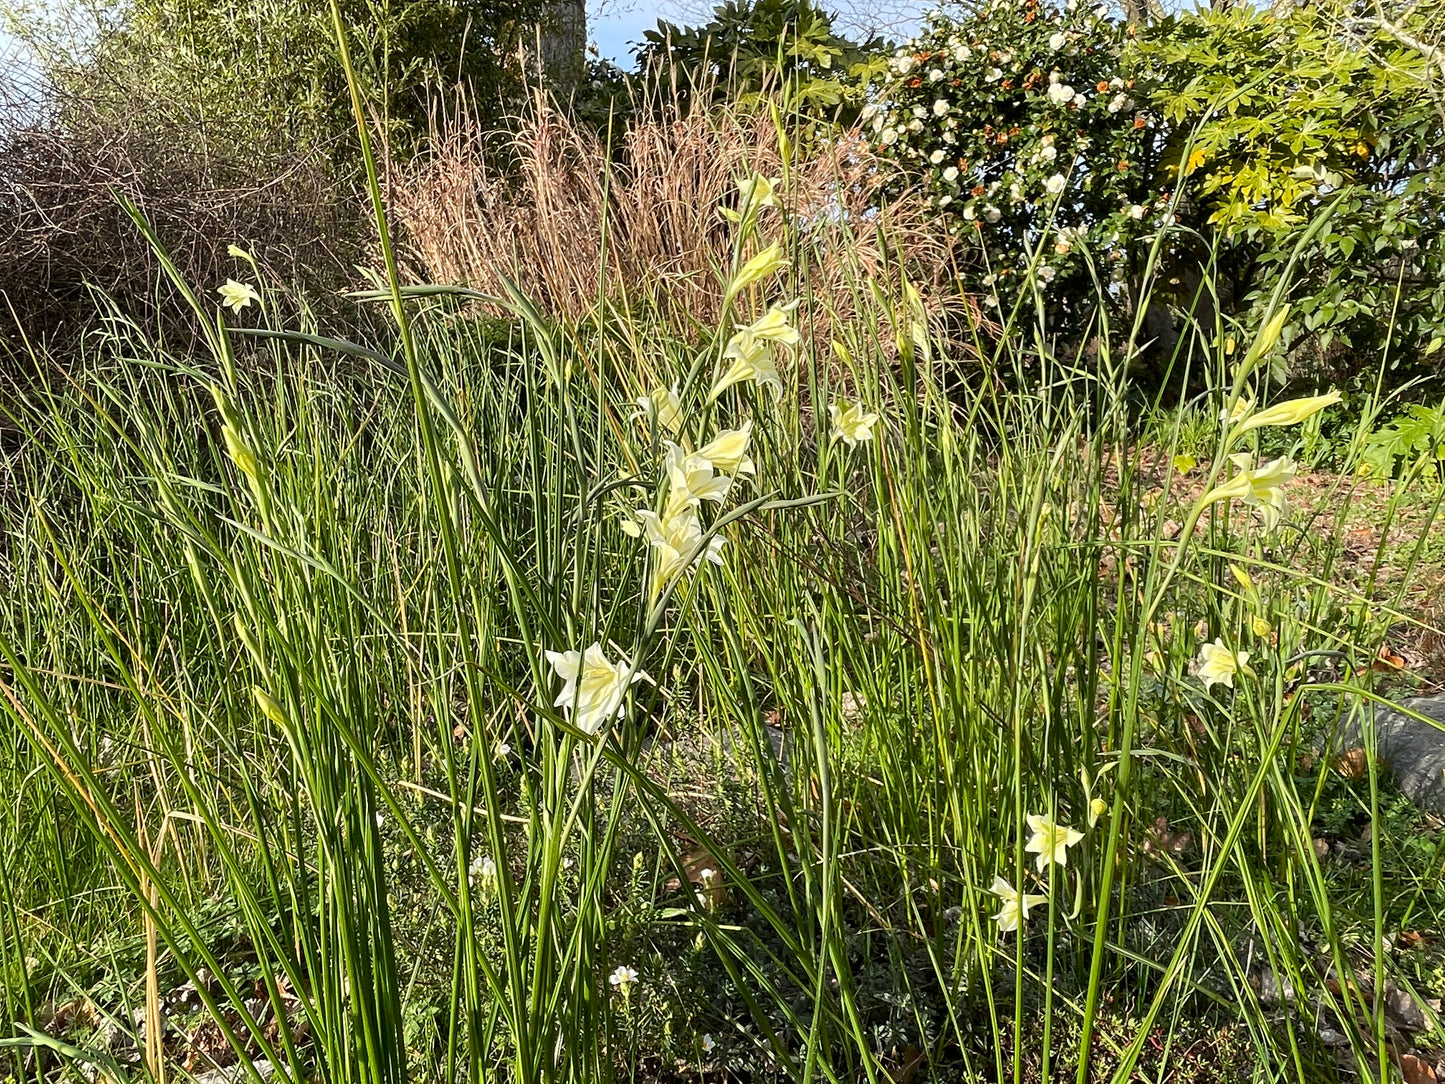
{"left": 1338, "top": 696, "right": 1445, "bottom": 808}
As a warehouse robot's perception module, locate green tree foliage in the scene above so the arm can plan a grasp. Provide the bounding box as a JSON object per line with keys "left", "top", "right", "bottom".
{"left": 1140, "top": 5, "right": 1444, "bottom": 370}
{"left": 862, "top": 0, "right": 1154, "bottom": 332}
{"left": 28, "top": 0, "right": 547, "bottom": 160}
{"left": 864, "top": 0, "right": 1445, "bottom": 378}
{"left": 635, "top": 0, "right": 885, "bottom": 126}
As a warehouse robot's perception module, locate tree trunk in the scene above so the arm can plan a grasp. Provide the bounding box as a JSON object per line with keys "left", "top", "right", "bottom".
{"left": 535, "top": 0, "right": 586, "bottom": 93}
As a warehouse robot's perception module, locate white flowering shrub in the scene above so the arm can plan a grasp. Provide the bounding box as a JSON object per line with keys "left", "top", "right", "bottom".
{"left": 863, "top": 0, "right": 1159, "bottom": 328}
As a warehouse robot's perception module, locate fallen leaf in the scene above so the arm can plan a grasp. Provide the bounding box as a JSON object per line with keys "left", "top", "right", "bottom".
{"left": 1401, "top": 1053, "right": 1437, "bottom": 1084}
{"left": 1333, "top": 747, "right": 1370, "bottom": 781}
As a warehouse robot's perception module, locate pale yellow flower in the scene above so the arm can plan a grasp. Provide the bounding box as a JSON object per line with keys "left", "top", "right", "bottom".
{"left": 1218, "top": 397, "right": 1254, "bottom": 426}
{"left": 630, "top": 507, "right": 725, "bottom": 594}
{"left": 697, "top": 421, "right": 755, "bottom": 475}
{"left": 544, "top": 643, "right": 646, "bottom": 736}
{"left": 737, "top": 174, "right": 780, "bottom": 211}
{"left": 708, "top": 305, "right": 799, "bottom": 400}
{"left": 226, "top": 243, "right": 253, "bottom": 261}
{"left": 1251, "top": 615, "right": 1274, "bottom": 638}
{"left": 1195, "top": 637, "right": 1251, "bottom": 690}
{"left": 636, "top": 387, "right": 683, "bottom": 435}
{"left": 663, "top": 441, "right": 732, "bottom": 518}
{"left": 1024, "top": 814, "right": 1084, "bottom": 872}
{"left": 725, "top": 242, "right": 789, "bottom": 298}
{"left": 218, "top": 279, "right": 259, "bottom": 313}
{"left": 1231, "top": 452, "right": 1295, "bottom": 530}
{"left": 1234, "top": 390, "right": 1341, "bottom": 434}
{"left": 1200, "top": 453, "right": 1296, "bottom": 529}
{"left": 829, "top": 399, "right": 880, "bottom": 447}
{"left": 989, "top": 876, "right": 1047, "bottom": 934}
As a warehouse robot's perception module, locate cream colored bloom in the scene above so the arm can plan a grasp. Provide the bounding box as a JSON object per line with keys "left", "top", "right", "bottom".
{"left": 1196, "top": 637, "right": 1250, "bottom": 690}
{"left": 544, "top": 643, "right": 645, "bottom": 735}
{"left": 725, "top": 242, "right": 789, "bottom": 297}
{"left": 631, "top": 507, "right": 725, "bottom": 594}
{"left": 226, "top": 244, "right": 252, "bottom": 261}
{"left": 663, "top": 441, "right": 732, "bottom": 518}
{"left": 829, "top": 400, "right": 879, "bottom": 447}
{"left": 608, "top": 964, "right": 639, "bottom": 996}
{"left": 1234, "top": 390, "right": 1341, "bottom": 434}
{"left": 990, "top": 876, "right": 1047, "bottom": 933}
{"left": 1024, "top": 814, "right": 1084, "bottom": 872}
{"left": 218, "top": 279, "right": 259, "bottom": 313}
{"left": 636, "top": 387, "right": 684, "bottom": 435}
{"left": 1219, "top": 397, "right": 1254, "bottom": 426}
{"left": 1200, "top": 453, "right": 1296, "bottom": 529}
{"left": 737, "top": 174, "right": 780, "bottom": 212}
{"left": 697, "top": 421, "right": 755, "bottom": 475}
{"left": 709, "top": 305, "right": 799, "bottom": 400}
{"left": 1232, "top": 452, "right": 1295, "bottom": 530}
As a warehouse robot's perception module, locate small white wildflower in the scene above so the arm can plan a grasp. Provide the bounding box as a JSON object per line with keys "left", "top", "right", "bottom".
{"left": 608, "top": 964, "right": 639, "bottom": 996}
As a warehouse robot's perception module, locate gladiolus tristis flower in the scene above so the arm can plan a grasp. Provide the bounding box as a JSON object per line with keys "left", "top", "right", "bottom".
{"left": 990, "top": 876, "right": 1047, "bottom": 934}
{"left": 1219, "top": 397, "right": 1253, "bottom": 426}
{"left": 737, "top": 174, "right": 780, "bottom": 211}
{"left": 1196, "top": 637, "right": 1251, "bottom": 690}
{"left": 636, "top": 387, "right": 683, "bottom": 435}
{"left": 725, "top": 242, "right": 789, "bottom": 298}
{"left": 630, "top": 507, "right": 725, "bottom": 595}
{"left": 1239, "top": 305, "right": 1291, "bottom": 373}
{"left": 663, "top": 442, "right": 732, "bottom": 518}
{"left": 1024, "top": 814, "right": 1084, "bottom": 872}
{"left": 218, "top": 279, "right": 259, "bottom": 313}
{"left": 544, "top": 644, "right": 646, "bottom": 735}
{"left": 1234, "top": 390, "right": 1341, "bottom": 434}
{"left": 608, "top": 964, "right": 639, "bottom": 996}
{"left": 226, "top": 244, "right": 252, "bottom": 261}
{"left": 829, "top": 399, "right": 880, "bottom": 447}
{"left": 709, "top": 305, "right": 799, "bottom": 400}
{"left": 1232, "top": 453, "right": 1295, "bottom": 529}
{"left": 697, "top": 421, "right": 755, "bottom": 475}
{"left": 1200, "top": 453, "right": 1296, "bottom": 530}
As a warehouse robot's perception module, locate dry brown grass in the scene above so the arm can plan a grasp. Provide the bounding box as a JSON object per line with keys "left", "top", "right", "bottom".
{"left": 388, "top": 100, "right": 987, "bottom": 353}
